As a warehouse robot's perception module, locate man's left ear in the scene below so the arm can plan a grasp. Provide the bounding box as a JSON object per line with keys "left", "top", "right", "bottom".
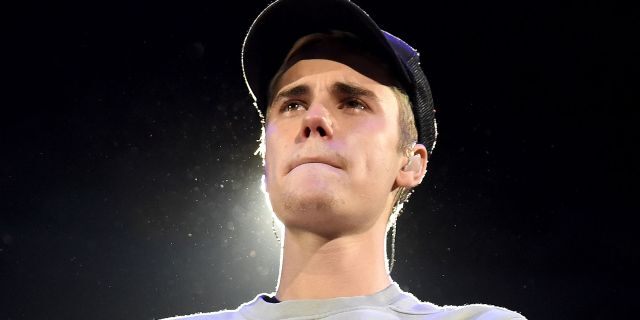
{"left": 396, "top": 144, "right": 428, "bottom": 188}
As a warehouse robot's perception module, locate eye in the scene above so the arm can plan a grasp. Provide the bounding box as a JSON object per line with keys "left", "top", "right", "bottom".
{"left": 281, "top": 101, "right": 306, "bottom": 113}
{"left": 341, "top": 99, "right": 367, "bottom": 111}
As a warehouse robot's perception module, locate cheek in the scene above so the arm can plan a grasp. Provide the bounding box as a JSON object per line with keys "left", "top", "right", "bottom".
{"left": 263, "top": 126, "right": 278, "bottom": 188}
{"left": 364, "top": 152, "right": 398, "bottom": 182}
{"left": 263, "top": 123, "right": 291, "bottom": 186}
{"left": 351, "top": 122, "right": 401, "bottom": 181}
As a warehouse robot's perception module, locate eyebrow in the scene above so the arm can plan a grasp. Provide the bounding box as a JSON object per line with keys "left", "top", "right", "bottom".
{"left": 332, "top": 82, "right": 380, "bottom": 102}
{"left": 272, "top": 84, "right": 310, "bottom": 104}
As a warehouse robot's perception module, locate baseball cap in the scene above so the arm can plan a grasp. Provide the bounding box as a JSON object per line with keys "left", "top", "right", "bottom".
{"left": 241, "top": 0, "right": 437, "bottom": 153}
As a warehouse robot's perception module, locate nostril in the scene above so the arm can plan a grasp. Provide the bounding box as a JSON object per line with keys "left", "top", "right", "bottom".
{"left": 304, "top": 127, "right": 311, "bottom": 137}
{"left": 317, "top": 127, "right": 326, "bottom": 137}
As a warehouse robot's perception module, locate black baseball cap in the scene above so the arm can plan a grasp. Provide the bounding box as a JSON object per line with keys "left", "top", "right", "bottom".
{"left": 242, "top": 0, "right": 437, "bottom": 153}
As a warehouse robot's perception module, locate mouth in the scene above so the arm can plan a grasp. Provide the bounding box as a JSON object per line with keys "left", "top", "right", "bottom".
{"left": 288, "top": 156, "right": 342, "bottom": 173}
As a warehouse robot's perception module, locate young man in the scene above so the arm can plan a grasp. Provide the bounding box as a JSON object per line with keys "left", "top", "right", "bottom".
{"left": 164, "top": 0, "right": 525, "bottom": 318}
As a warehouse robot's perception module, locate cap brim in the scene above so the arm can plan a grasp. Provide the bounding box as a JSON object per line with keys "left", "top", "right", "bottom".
{"left": 241, "top": 0, "right": 412, "bottom": 114}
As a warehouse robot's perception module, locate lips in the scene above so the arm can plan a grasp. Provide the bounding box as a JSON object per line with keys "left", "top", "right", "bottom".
{"left": 288, "top": 156, "right": 343, "bottom": 173}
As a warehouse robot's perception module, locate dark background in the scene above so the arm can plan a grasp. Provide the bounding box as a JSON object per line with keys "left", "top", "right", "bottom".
{"left": 2, "top": 0, "right": 637, "bottom": 319}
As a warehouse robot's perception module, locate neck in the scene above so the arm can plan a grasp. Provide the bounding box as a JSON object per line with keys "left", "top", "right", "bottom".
{"left": 275, "top": 221, "right": 392, "bottom": 301}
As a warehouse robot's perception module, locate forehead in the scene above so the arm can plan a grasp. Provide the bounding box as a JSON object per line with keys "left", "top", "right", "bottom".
{"left": 268, "top": 57, "right": 401, "bottom": 126}
{"left": 264, "top": 36, "right": 405, "bottom": 127}
{"left": 276, "top": 37, "right": 398, "bottom": 88}
{"left": 270, "top": 37, "right": 399, "bottom": 100}
{"left": 276, "top": 58, "right": 388, "bottom": 91}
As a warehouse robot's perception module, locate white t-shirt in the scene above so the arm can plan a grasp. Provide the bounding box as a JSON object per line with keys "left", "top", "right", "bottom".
{"left": 161, "top": 282, "right": 526, "bottom": 319}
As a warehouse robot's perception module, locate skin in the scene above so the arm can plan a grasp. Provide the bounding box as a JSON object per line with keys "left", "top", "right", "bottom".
{"left": 264, "top": 47, "right": 428, "bottom": 300}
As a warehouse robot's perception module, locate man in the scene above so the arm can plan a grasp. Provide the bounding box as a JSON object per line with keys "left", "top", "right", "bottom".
{"left": 164, "top": 0, "right": 526, "bottom": 318}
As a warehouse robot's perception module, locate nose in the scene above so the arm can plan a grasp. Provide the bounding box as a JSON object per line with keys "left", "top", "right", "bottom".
{"left": 299, "top": 103, "right": 334, "bottom": 140}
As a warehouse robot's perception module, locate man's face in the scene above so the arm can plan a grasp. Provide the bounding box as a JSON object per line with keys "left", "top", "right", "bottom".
{"left": 263, "top": 50, "right": 407, "bottom": 237}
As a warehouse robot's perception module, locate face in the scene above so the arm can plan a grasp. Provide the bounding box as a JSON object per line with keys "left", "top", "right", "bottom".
{"left": 263, "top": 51, "right": 408, "bottom": 238}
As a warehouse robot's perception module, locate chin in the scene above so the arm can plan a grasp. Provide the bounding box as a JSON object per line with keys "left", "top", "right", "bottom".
{"left": 275, "top": 168, "right": 345, "bottom": 212}
{"left": 271, "top": 189, "right": 371, "bottom": 237}
{"left": 281, "top": 188, "right": 341, "bottom": 215}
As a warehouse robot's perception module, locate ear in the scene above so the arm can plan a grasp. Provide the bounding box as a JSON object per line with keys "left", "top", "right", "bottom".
{"left": 395, "top": 144, "right": 429, "bottom": 188}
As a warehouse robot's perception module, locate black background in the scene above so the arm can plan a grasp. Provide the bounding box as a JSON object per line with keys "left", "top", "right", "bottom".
{"left": 2, "top": 0, "right": 637, "bottom": 319}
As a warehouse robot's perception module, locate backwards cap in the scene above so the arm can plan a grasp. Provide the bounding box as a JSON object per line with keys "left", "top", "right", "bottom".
{"left": 242, "top": 0, "right": 437, "bottom": 153}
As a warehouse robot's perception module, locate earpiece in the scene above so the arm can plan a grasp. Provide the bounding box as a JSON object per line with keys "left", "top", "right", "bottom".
{"left": 402, "top": 154, "right": 422, "bottom": 173}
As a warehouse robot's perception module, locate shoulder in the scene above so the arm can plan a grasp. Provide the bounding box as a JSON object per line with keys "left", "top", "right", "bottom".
{"left": 389, "top": 286, "right": 525, "bottom": 319}
{"left": 158, "top": 293, "right": 269, "bottom": 320}
{"left": 159, "top": 309, "right": 243, "bottom": 320}
{"left": 437, "top": 303, "right": 526, "bottom": 319}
